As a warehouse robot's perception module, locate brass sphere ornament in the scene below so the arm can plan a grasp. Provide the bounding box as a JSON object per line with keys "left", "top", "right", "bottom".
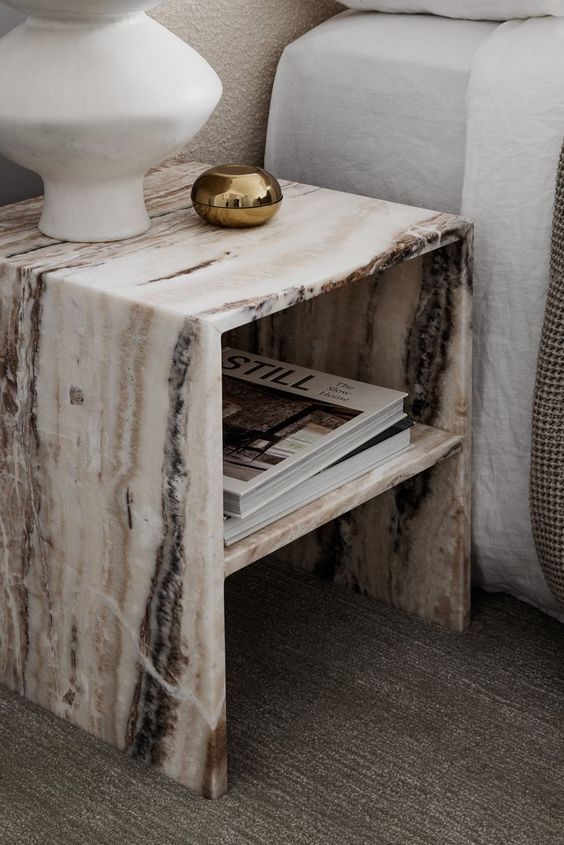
{"left": 191, "top": 164, "right": 283, "bottom": 228}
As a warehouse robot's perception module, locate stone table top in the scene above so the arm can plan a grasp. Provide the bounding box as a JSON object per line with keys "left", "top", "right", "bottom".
{"left": 0, "top": 161, "right": 470, "bottom": 333}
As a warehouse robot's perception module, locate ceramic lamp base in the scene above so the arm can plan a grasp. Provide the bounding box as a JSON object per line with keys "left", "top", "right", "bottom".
{"left": 0, "top": 3, "right": 222, "bottom": 243}
{"left": 40, "top": 177, "right": 150, "bottom": 242}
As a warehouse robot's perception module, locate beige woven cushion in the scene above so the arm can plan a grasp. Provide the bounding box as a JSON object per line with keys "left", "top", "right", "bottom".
{"left": 530, "top": 141, "right": 564, "bottom": 606}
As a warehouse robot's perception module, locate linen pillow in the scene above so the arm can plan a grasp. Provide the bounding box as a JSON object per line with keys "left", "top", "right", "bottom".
{"left": 341, "top": 1, "right": 564, "bottom": 20}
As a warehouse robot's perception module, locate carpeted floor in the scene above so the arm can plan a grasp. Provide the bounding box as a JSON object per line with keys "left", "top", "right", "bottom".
{"left": 0, "top": 560, "right": 562, "bottom": 845}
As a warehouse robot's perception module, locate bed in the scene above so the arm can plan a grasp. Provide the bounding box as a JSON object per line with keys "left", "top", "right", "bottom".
{"left": 266, "top": 10, "right": 564, "bottom": 619}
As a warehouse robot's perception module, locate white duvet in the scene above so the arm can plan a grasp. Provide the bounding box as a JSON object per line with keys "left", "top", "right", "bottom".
{"left": 266, "top": 13, "right": 564, "bottom": 619}
{"left": 463, "top": 18, "right": 564, "bottom": 620}
{"left": 341, "top": 0, "right": 564, "bottom": 19}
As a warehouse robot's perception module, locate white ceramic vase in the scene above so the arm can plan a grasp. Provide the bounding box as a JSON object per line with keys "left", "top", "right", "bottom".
{"left": 0, "top": 1, "right": 222, "bottom": 241}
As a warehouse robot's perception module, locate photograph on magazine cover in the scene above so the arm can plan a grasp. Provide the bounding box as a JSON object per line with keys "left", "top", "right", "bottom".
{"left": 223, "top": 376, "right": 361, "bottom": 483}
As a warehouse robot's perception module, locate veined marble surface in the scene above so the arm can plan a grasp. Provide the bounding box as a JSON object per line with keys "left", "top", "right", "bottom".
{"left": 0, "top": 161, "right": 470, "bottom": 331}
{"left": 228, "top": 238, "right": 473, "bottom": 631}
{"left": 0, "top": 161, "right": 472, "bottom": 797}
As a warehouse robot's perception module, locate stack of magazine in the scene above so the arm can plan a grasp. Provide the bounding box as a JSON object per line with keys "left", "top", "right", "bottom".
{"left": 222, "top": 348, "right": 413, "bottom": 545}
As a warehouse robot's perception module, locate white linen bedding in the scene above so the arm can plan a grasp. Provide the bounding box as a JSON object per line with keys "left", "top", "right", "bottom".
{"left": 266, "top": 13, "right": 496, "bottom": 215}
{"left": 463, "top": 18, "right": 564, "bottom": 620}
{"left": 266, "top": 12, "right": 564, "bottom": 619}
{"left": 340, "top": 1, "right": 564, "bottom": 19}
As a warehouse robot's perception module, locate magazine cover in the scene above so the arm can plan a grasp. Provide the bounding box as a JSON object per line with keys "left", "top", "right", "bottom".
{"left": 223, "top": 376, "right": 361, "bottom": 483}
{"left": 222, "top": 348, "right": 406, "bottom": 498}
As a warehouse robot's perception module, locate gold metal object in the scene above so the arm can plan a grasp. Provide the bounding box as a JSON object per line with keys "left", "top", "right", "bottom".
{"left": 191, "top": 164, "right": 283, "bottom": 228}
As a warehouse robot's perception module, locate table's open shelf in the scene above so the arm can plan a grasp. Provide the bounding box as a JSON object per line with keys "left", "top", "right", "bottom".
{"left": 224, "top": 423, "right": 462, "bottom": 576}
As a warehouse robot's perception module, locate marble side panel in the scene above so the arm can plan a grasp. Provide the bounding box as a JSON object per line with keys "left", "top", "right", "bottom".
{"left": 0, "top": 259, "right": 227, "bottom": 795}
{"left": 227, "top": 236, "right": 473, "bottom": 631}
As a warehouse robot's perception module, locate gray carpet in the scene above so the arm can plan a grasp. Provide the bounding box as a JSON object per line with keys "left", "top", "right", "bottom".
{"left": 0, "top": 560, "right": 562, "bottom": 845}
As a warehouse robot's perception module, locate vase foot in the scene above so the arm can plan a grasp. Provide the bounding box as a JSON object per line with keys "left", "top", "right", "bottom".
{"left": 39, "top": 177, "right": 151, "bottom": 242}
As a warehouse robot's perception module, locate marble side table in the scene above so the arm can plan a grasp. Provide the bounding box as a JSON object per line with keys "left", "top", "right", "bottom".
{"left": 0, "top": 162, "right": 472, "bottom": 798}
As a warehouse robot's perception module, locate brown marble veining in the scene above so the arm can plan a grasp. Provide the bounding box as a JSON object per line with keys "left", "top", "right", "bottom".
{"left": 227, "top": 236, "right": 472, "bottom": 631}
{"left": 0, "top": 161, "right": 472, "bottom": 796}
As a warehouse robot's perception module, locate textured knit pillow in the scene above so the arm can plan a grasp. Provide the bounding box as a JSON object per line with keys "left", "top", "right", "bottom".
{"left": 341, "top": 1, "right": 564, "bottom": 20}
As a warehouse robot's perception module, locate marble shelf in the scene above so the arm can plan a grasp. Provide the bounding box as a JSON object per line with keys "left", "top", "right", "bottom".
{"left": 225, "top": 424, "right": 463, "bottom": 576}
{"left": 0, "top": 161, "right": 472, "bottom": 799}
